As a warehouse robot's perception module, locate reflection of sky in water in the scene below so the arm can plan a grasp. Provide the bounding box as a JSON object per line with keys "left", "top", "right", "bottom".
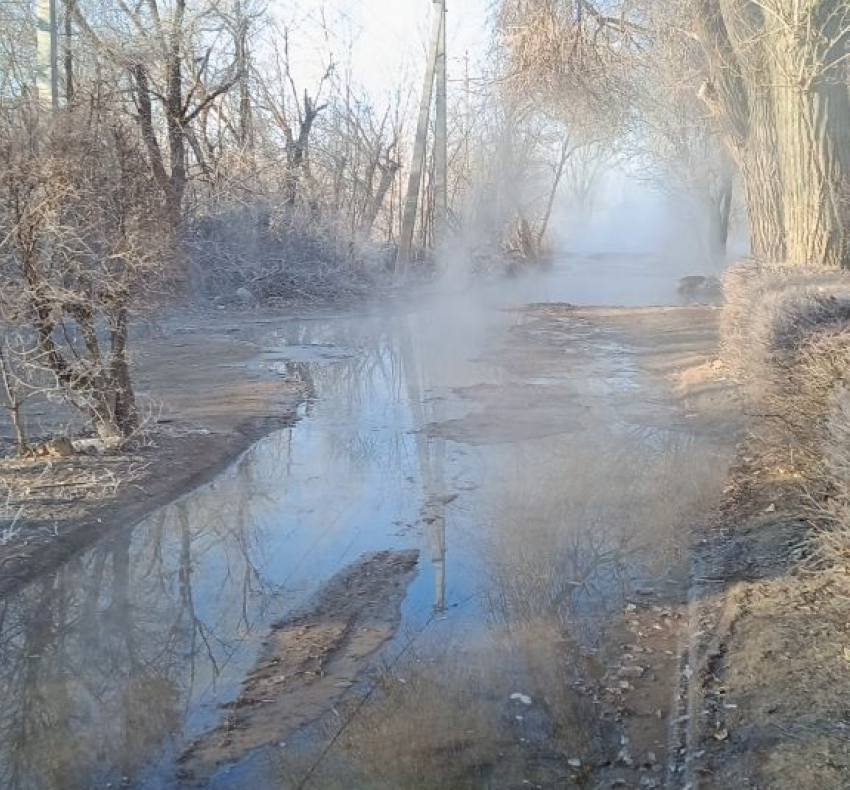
{"left": 0, "top": 256, "right": 729, "bottom": 790}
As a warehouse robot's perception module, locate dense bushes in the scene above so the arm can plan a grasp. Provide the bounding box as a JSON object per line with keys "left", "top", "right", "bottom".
{"left": 187, "top": 204, "right": 381, "bottom": 304}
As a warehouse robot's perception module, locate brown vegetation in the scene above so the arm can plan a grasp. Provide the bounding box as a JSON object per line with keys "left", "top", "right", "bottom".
{"left": 719, "top": 257, "right": 850, "bottom": 566}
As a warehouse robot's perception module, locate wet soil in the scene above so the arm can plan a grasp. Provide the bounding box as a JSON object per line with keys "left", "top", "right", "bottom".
{"left": 177, "top": 550, "right": 420, "bottom": 785}
{"left": 685, "top": 461, "right": 850, "bottom": 790}
{"left": 601, "top": 307, "right": 850, "bottom": 789}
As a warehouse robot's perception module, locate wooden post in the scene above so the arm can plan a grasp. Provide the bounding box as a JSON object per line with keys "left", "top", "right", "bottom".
{"left": 396, "top": 0, "right": 444, "bottom": 274}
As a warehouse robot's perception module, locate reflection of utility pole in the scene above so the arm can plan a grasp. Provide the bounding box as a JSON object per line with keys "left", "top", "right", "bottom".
{"left": 426, "top": 491, "right": 447, "bottom": 614}
{"left": 35, "top": 0, "right": 59, "bottom": 112}
{"left": 396, "top": 0, "right": 446, "bottom": 274}
{"left": 399, "top": 317, "right": 448, "bottom": 614}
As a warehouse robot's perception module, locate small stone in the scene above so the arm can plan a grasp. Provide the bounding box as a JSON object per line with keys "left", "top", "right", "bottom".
{"left": 567, "top": 758, "right": 582, "bottom": 768}
{"left": 510, "top": 693, "right": 533, "bottom": 705}
{"left": 618, "top": 665, "right": 646, "bottom": 679}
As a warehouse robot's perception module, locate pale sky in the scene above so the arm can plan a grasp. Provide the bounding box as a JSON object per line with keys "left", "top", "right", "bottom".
{"left": 268, "top": 0, "right": 492, "bottom": 102}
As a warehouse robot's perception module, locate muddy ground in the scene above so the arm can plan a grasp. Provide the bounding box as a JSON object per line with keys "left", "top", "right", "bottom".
{"left": 586, "top": 307, "right": 850, "bottom": 789}
{"left": 0, "top": 301, "right": 847, "bottom": 789}
{"left": 177, "top": 549, "right": 420, "bottom": 785}
{"left": 0, "top": 311, "right": 310, "bottom": 597}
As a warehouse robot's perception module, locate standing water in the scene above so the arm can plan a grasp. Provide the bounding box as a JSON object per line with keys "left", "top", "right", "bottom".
{"left": 0, "top": 254, "right": 732, "bottom": 789}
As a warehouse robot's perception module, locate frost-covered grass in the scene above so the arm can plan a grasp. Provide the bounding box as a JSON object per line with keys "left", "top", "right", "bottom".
{"left": 720, "top": 258, "right": 850, "bottom": 568}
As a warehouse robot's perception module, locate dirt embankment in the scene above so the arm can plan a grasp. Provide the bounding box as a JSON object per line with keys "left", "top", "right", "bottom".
{"left": 606, "top": 303, "right": 850, "bottom": 789}
{"left": 0, "top": 310, "right": 309, "bottom": 598}
{"left": 685, "top": 446, "right": 850, "bottom": 790}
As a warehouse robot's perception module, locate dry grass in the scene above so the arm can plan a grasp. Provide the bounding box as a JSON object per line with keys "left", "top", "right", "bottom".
{"left": 720, "top": 259, "right": 850, "bottom": 387}
{"left": 720, "top": 259, "right": 850, "bottom": 567}
{"left": 817, "top": 385, "right": 850, "bottom": 567}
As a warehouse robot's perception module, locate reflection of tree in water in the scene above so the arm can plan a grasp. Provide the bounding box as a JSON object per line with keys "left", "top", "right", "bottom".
{"left": 0, "top": 431, "right": 297, "bottom": 789}
{"left": 267, "top": 318, "right": 461, "bottom": 790}
{"left": 482, "top": 428, "right": 716, "bottom": 641}
{"left": 471, "top": 428, "right": 723, "bottom": 770}
{"left": 0, "top": 535, "right": 181, "bottom": 790}
{"left": 271, "top": 315, "right": 428, "bottom": 473}
{"left": 484, "top": 515, "right": 635, "bottom": 640}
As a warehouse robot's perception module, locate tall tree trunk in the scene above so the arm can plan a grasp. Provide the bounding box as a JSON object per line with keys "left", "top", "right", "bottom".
{"left": 133, "top": 65, "right": 171, "bottom": 211}
{"left": 739, "top": 85, "right": 786, "bottom": 261}
{"left": 0, "top": 346, "right": 29, "bottom": 454}
{"left": 360, "top": 158, "right": 400, "bottom": 236}
{"left": 708, "top": 173, "right": 733, "bottom": 262}
{"left": 696, "top": 0, "right": 850, "bottom": 268}
{"left": 536, "top": 135, "right": 572, "bottom": 248}
{"left": 234, "top": 0, "right": 253, "bottom": 151}
{"left": 62, "top": 0, "right": 74, "bottom": 104}
{"left": 773, "top": 78, "right": 850, "bottom": 268}
{"left": 166, "top": 60, "right": 187, "bottom": 227}
{"left": 283, "top": 93, "right": 324, "bottom": 208}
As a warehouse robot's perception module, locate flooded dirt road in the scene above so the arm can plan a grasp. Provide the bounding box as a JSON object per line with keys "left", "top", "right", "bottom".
{"left": 0, "top": 256, "right": 740, "bottom": 789}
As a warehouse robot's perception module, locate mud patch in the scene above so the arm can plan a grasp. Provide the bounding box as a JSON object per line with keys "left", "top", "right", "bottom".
{"left": 177, "top": 549, "right": 419, "bottom": 784}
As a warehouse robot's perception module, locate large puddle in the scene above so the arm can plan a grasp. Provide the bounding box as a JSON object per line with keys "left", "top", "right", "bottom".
{"left": 0, "top": 256, "right": 731, "bottom": 789}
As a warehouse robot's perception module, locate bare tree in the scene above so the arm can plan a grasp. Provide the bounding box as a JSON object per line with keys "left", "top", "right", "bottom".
{"left": 70, "top": 0, "right": 242, "bottom": 232}
{"left": 257, "top": 24, "right": 334, "bottom": 212}
{"left": 498, "top": 0, "right": 850, "bottom": 269}
{"left": 0, "top": 110, "right": 168, "bottom": 439}
{"left": 626, "top": 9, "right": 738, "bottom": 264}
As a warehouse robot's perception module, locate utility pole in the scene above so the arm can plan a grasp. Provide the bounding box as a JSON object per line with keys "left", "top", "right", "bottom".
{"left": 36, "top": 0, "right": 59, "bottom": 112}
{"left": 434, "top": 0, "right": 448, "bottom": 247}
{"left": 396, "top": 0, "right": 446, "bottom": 274}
